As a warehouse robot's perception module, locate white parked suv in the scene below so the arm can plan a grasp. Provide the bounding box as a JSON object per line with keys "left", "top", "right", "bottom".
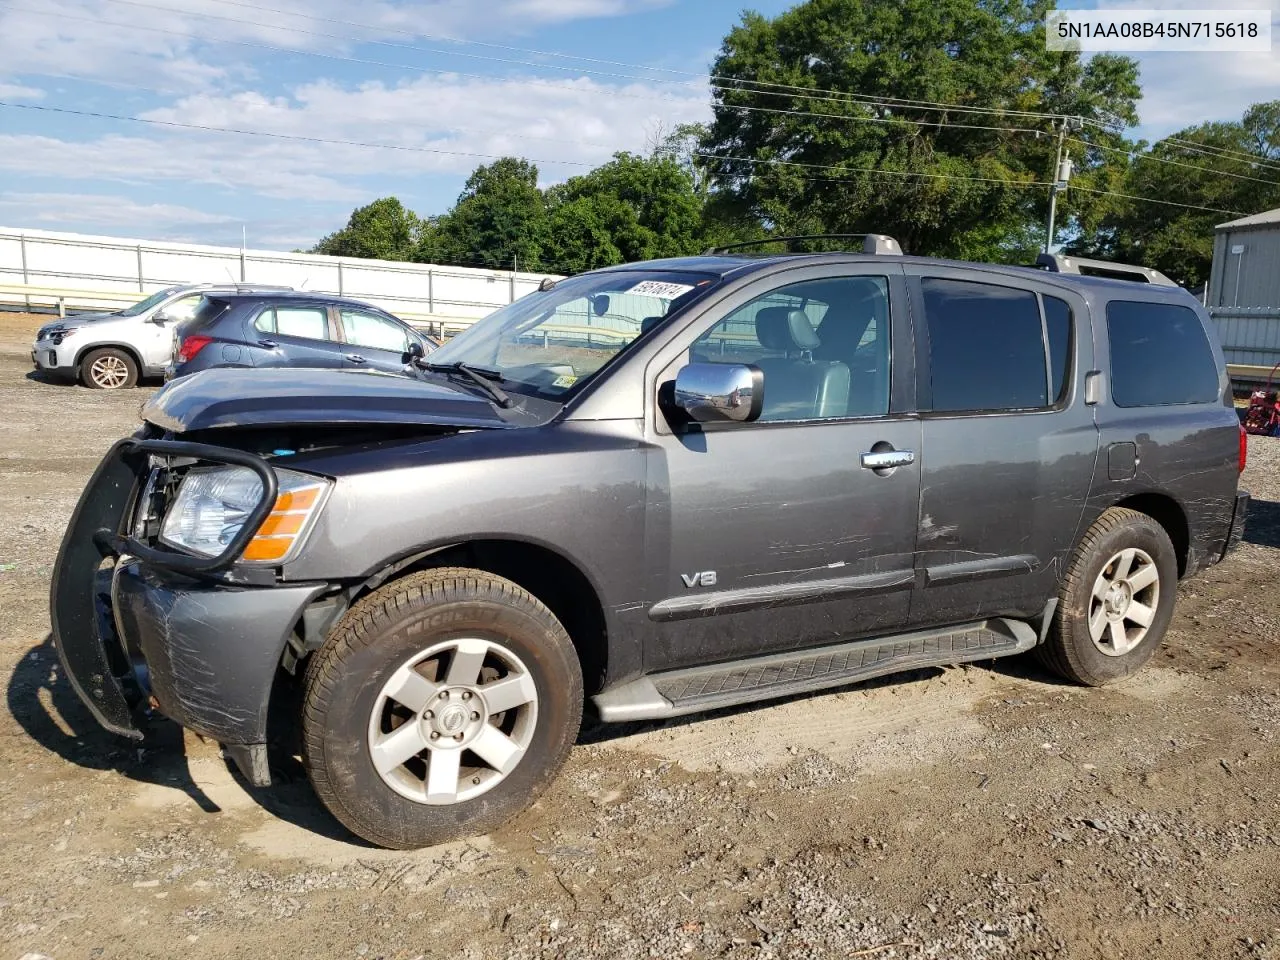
{"left": 31, "top": 283, "right": 291, "bottom": 389}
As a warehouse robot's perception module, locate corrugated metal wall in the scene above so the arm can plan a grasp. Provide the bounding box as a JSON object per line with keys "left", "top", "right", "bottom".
{"left": 1208, "top": 223, "right": 1280, "bottom": 368}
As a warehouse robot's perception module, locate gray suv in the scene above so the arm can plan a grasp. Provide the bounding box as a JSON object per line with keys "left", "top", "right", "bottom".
{"left": 51, "top": 239, "right": 1250, "bottom": 849}
{"left": 31, "top": 283, "right": 290, "bottom": 389}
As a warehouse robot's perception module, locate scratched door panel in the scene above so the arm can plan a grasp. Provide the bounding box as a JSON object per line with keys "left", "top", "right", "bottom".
{"left": 905, "top": 270, "right": 1099, "bottom": 628}
{"left": 645, "top": 418, "right": 922, "bottom": 670}
{"left": 641, "top": 268, "right": 919, "bottom": 672}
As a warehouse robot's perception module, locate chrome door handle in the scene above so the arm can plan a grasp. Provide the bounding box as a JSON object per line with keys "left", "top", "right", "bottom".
{"left": 346, "top": 354, "right": 367, "bottom": 363}
{"left": 257, "top": 338, "right": 278, "bottom": 348}
{"left": 860, "top": 449, "right": 915, "bottom": 470}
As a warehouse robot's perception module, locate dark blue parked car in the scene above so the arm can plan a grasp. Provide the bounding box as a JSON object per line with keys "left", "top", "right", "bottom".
{"left": 168, "top": 291, "right": 434, "bottom": 379}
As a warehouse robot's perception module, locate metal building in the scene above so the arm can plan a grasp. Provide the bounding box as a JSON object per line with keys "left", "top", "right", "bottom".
{"left": 1208, "top": 208, "right": 1280, "bottom": 381}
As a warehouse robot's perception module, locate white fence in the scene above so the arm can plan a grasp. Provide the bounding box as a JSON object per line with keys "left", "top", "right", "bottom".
{"left": 0, "top": 226, "right": 562, "bottom": 333}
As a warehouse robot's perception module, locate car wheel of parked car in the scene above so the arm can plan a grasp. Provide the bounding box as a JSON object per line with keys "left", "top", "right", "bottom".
{"left": 80, "top": 347, "right": 139, "bottom": 389}
{"left": 1040, "top": 507, "right": 1178, "bottom": 686}
{"left": 302, "top": 567, "right": 583, "bottom": 849}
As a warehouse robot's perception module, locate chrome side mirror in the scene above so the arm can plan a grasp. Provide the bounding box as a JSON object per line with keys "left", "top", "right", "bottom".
{"left": 672, "top": 362, "right": 763, "bottom": 423}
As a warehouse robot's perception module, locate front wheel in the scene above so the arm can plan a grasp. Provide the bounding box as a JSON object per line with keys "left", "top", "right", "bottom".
{"left": 1040, "top": 507, "right": 1178, "bottom": 686}
{"left": 302, "top": 568, "right": 583, "bottom": 849}
{"left": 80, "top": 347, "right": 139, "bottom": 389}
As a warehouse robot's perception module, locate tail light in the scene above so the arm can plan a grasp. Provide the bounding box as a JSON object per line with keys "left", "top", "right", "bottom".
{"left": 177, "top": 334, "right": 213, "bottom": 363}
{"left": 1239, "top": 422, "right": 1248, "bottom": 474}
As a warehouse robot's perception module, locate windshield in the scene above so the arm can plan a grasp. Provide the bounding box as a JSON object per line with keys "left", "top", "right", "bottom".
{"left": 428, "top": 270, "right": 718, "bottom": 401}
{"left": 117, "top": 286, "right": 184, "bottom": 318}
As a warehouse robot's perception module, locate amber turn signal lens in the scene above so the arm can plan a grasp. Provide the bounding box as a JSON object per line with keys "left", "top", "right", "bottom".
{"left": 240, "top": 480, "right": 329, "bottom": 564}
{"left": 274, "top": 488, "right": 319, "bottom": 512}
{"left": 242, "top": 537, "right": 294, "bottom": 562}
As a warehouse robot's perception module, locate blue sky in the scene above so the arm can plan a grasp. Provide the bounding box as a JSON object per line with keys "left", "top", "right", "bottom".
{"left": 0, "top": 0, "right": 1276, "bottom": 251}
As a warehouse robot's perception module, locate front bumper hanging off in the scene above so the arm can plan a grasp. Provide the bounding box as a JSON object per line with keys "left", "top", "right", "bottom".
{"left": 49, "top": 437, "right": 324, "bottom": 779}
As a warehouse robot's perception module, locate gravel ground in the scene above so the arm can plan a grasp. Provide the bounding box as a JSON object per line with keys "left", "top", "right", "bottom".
{"left": 1, "top": 310, "right": 1278, "bottom": 960}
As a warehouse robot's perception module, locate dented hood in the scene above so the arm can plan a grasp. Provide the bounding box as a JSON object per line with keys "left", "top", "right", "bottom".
{"left": 143, "top": 367, "right": 511, "bottom": 433}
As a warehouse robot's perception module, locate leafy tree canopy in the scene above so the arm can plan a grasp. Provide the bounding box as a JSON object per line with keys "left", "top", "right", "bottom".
{"left": 311, "top": 197, "right": 422, "bottom": 261}
{"left": 1077, "top": 100, "right": 1280, "bottom": 287}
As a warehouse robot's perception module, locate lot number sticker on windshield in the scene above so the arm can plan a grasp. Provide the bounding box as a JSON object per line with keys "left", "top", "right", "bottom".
{"left": 551, "top": 374, "right": 579, "bottom": 389}
{"left": 627, "top": 280, "right": 694, "bottom": 299}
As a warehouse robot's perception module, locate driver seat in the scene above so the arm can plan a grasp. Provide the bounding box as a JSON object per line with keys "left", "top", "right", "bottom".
{"left": 753, "top": 307, "right": 850, "bottom": 420}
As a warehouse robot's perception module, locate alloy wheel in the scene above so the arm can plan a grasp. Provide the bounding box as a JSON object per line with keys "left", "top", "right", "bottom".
{"left": 367, "top": 637, "right": 539, "bottom": 805}
{"left": 1088, "top": 547, "right": 1161, "bottom": 657}
{"left": 89, "top": 354, "right": 130, "bottom": 388}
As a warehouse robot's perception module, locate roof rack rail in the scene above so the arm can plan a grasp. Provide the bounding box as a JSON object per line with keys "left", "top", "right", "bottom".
{"left": 1034, "top": 253, "right": 1176, "bottom": 287}
{"left": 705, "top": 234, "right": 902, "bottom": 256}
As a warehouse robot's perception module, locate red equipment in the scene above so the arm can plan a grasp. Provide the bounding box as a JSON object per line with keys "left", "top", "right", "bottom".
{"left": 1242, "top": 362, "right": 1280, "bottom": 437}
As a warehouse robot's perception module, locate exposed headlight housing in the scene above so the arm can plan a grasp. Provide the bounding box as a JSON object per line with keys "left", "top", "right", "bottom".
{"left": 159, "top": 465, "right": 330, "bottom": 564}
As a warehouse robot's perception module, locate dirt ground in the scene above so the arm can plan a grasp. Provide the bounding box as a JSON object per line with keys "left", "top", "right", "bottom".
{"left": 1, "top": 309, "right": 1278, "bottom": 960}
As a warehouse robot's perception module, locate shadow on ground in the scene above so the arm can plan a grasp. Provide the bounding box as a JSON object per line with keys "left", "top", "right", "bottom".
{"left": 7, "top": 634, "right": 367, "bottom": 845}
{"left": 1244, "top": 497, "right": 1280, "bottom": 549}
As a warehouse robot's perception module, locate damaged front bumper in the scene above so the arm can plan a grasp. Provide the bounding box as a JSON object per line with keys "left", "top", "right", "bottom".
{"left": 50, "top": 437, "right": 326, "bottom": 785}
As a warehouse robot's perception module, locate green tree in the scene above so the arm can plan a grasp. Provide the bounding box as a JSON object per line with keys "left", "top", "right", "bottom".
{"left": 1080, "top": 100, "right": 1280, "bottom": 287}
{"left": 427, "top": 158, "right": 548, "bottom": 270}
{"left": 700, "top": 0, "right": 1140, "bottom": 259}
{"left": 311, "top": 196, "right": 422, "bottom": 261}
{"left": 542, "top": 152, "right": 706, "bottom": 272}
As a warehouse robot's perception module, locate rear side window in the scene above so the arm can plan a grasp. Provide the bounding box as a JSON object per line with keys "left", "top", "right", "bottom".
{"left": 254, "top": 306, "right": 330, "bottom": 341}
{"left": 1044, "top": 295, "right": 1072, "bottom": 403}
{"left": 921, "top": 278, "right": 1047, "bottom": 411}
{"left": 1107, "top": 301, "right": 1219, "bottom": 407}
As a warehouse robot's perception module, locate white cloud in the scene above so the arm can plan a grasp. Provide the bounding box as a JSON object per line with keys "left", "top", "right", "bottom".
{"left": 0, "top": 83, "right": 45, "bottom": 99}
{"left": 1060, "top": 0, "right": 1280, "bottom": 138}
{"left": 0, "top": 191, "right": 237, "bottom": 234}
{"left": 0, "top": 73, "right": 710, "bottom": 202}
{"left": 1133, "top": 52, "right": 1280, "bottom": 138}
{"left": 0, "top": 0, "right": 675, "bottom": 94}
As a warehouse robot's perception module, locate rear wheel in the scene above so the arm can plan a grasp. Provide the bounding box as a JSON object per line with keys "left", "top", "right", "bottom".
{"left": 302, "top": 568, "right": 582, "bottom": 849}
{"left": 80, "top": 348, "right": 138, "bottom": 389}
{"left": 1040, "top": 507, "right": 1178, "bottom": 686}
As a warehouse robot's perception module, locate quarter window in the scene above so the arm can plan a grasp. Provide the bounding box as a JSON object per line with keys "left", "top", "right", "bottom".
{"left": 341, "top": 309, "right": 410, "bottom": 353}
{"left": 254, "top": 307, "right": 329, "bottom": 340}
{"left": 1044, "top": 295, "right": 1073, "bottom": 403}
{"left": 691, "top": 276, "right": 890, "bottom": 421}
{"left": 1107, "top": 301, "right": 1219, "bottom": 406}
{"left": 921, "top": 278, "right": 1048, "bottom": 412}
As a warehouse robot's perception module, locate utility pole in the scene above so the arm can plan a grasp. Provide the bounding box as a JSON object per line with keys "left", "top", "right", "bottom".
{"left": 1044, "top": 118, "right": 1078, "bottom": 254}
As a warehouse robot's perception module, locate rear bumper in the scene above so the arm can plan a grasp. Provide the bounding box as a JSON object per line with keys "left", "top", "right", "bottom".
{"left": 49, "top": 437, "right": 326, "bottom": 777}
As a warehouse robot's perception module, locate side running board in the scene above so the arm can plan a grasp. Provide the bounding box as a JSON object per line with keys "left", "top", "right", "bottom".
{"left": 592, "top": 618, "right": 1037, "bottom": 722}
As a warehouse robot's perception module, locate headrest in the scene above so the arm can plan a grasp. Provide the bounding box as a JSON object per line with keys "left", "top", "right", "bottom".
{"left": 756, "top": 307, "right": 820, "bottom": 352}
{"left": 640, "top": 315, "right": 665, "bottom": 334}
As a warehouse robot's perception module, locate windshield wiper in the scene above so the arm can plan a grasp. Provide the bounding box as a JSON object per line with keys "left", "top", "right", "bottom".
{"left": 423, "top": 361, "right": 514, "bottom": 408}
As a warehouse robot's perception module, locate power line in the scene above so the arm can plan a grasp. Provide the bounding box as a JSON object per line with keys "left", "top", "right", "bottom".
{"left": 1155, "top": 135, "right": 1280, "bottom": 172}
{"left": 1069, "top": 184, "right": 1245, "bottom": 217}
{"left": 1, "top": 1, "right": 1074, "bottom": 143}
{"left": 1077, "top": 116, "right": 1280, "bottom": 172}
{"left": 0, "top": 99, "right": 1247, "bottom": 224}
{"left": 0, "top": 99, "right": 597, "bottom": 167}
{"left": 137, "top": 0, "right": 1101, "bottom": 127}
{"left": 697, "top": 152, "right": 1055, "bottom": 188}
{"left": 31, "top": 0, "right": 1279, "bottom": 183}
{"left": 1066, "top": 136, "right": 1280, "bottom": 185}
{"left": 0, "top": 96, "right": 1186, "bottom": 209}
